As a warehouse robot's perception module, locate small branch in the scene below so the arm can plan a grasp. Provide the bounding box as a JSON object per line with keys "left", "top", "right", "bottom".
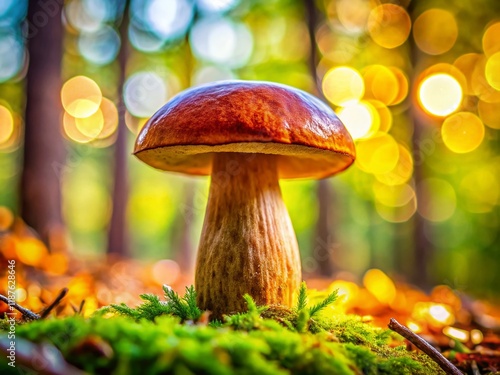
{"left": 0, "top": 293, "right": 40, "bottom": 320}
{"left": 388, "top": 318, "right": 463, "bottom": 375}
{"left": 40, "top": 288, "right": 68, "bottom": 318}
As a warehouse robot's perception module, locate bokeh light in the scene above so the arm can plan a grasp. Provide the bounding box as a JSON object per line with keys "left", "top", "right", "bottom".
{"left": 124, "top": 71, "right": 167, "bottom": 118}
{"left": 418, "top": 178, "right": 456, "bottom": 222}
{"left": 334, "top": 0, "right": 371, "bottom": 33}
{"left": 152, "top": 259, "right": 180, "bottom": 285}
{"left": 196, "top": 0, "right": 239, "bottom": 14}
{"left": 482, "top": 22, "right": 500, "bottom": 56}
{"left": 61, "top": 76, "right": 103, "bottom": 118}
{"left": 413, "top": 9, "right": 458, "bottom": 55}
{"left": 0, "top": 33, "right": 25, "bottom": 82}
{"left": 375, "top": 144, "right": 413, "bottom": 186}
{"left": 75, "top": 109, "right": 104, "bottom": 138}
{"left": 373, "top": 181, "right": 415, "bottom": 207}
{"left": 130, "top": 0, "right": 194, "bottom": 45}
{"left": 0, "top": 206, "right": 14, "bottom": 231}
{"left": 363, "top": 269, "right": 396, "bottom": 305}
{"left": 441, "top": 112, "right": 485, "bottom": 153}
{"left": 367, "top": 100, "right": 392, "bottom": 132}
{"left": 454, "top": 53, "right": 482, "bottom": 95}
{"left": 192, "top": 65, "right": 236, "bottom": 86}
{"left": 96, "top": 97, "right": 119, "bottom": 139}
{"left": 478, "top": 100, "right": 500, "bottom": 129}
{"left": 190, "top": 17, "right": 253, "bottom": 69}
{"left": 460, "top": 167, "right": 499, "bottom": 213}
{"left": 375, "top": 195, "right": 417, "bottom": 223}
{"left": 78, "top": 25, "right": 120, "bottom": 65}
{"left": 418, "top": 73, "right": 462, "bottom": 116}
{"left": 0, "top": 105, "right": 14, "bottom": 144}
{"left": 362, "top": 65, "right": 399, "bottom": 105}
{"left": 355, "top": 132, "right": 399, "bottom": 174}
{"left": 388, "top": 67, "right": 409, "bottom": 105}
{"left": 367, "top": 4, "right": 411, "bottom": 49}
{"left": 485, "top": 52, "right": 500, "bottom": 90}
{"left": 337, "top": 101, "right": 377, "bottom": 139}
{"left": 322, "top": 66, "right": 364, "bottom": 106}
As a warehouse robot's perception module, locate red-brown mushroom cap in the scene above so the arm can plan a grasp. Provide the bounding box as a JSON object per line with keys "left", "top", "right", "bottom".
{"left": 134, "top": 80, "right": 355, "bottom": 179}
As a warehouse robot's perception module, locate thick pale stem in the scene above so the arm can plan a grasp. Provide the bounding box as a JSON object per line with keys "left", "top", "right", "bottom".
{"left": 195, "top": 153, "right": 301, "bottom": 318}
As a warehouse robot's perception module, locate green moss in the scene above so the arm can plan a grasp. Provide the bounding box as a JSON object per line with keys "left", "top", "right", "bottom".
{"left": 0, "top": 285, "right": 444, "bottom": 374}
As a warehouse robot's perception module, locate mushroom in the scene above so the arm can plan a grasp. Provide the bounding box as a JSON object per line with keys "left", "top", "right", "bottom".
{"left": 134, "top": 80, "right": 355, "bottom": 319}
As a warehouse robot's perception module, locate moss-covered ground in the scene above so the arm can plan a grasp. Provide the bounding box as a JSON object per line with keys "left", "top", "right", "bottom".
{"left": 0, "top": 284, "right": 444, "bottom": 374}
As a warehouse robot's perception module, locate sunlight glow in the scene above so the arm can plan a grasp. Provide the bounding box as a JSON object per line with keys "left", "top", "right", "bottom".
{"left": 418, "top": 74, "right": 462, "bottom": 116}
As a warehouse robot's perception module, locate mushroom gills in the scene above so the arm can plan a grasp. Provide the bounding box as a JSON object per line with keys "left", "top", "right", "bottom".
{"left": 195, "top": 152, "right": 301, "bottom": 318}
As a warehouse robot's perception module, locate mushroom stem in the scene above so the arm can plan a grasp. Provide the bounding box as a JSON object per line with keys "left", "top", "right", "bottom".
{"left": 196, "top": 152, "right": 301, "bottom": 318}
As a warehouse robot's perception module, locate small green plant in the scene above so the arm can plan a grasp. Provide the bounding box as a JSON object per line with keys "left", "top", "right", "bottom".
{"left": 104, "top": 285, "right": 201, "bottom": 322}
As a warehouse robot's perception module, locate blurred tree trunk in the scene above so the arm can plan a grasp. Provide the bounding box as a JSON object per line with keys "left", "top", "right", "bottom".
{"left": 171, "top": 44, "right": 197, "bottom": 272}
{"left": 408, "top": 2, "right": 433, "bottom": 290}
{"left": 107, "top": 1, "right": 130, "bottom": 257}
{"left": 172, "top": 181, "right": 195, "bottom": 272}
{"left": 305, "top": 0, "right": 338, "bottom": 277}
{"left": 20, "top": 0, "right": 65, "bottom": 248}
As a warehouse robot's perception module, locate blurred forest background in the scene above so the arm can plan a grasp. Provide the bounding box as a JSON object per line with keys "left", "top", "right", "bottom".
{"left": 0, "top": 0, "right": 499, "bottom": 300}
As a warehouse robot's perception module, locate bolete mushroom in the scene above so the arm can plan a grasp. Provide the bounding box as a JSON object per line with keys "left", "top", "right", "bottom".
{"left": 134, "top": 80, "right": 355, "bottom": 319}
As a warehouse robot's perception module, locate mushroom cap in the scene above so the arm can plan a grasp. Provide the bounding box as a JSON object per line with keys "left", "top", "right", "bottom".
{"left": 134, "top": 80, "right": 355, "bottom": 179}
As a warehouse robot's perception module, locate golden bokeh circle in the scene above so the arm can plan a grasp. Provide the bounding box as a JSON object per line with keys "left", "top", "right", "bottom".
{"left": 367, "top": 4, "right": 411, "bottom": 49}
{"left": 61, "top": 76, "right": 103, "bottom": 118}
{"left": 362, "top": 65, "right": 399, "bottom": 105}
{"left": 482, "top": 22, "right": 500, "bottom": 56}
{"left": 413, "top": 9, "right": 458, "bottom": 55}
{"left": 322, "top": 66, "right": 364, "bottom": 106}
{"left": 478, "top": 100, "right": 500, "bottom": 129}
{"left": 485, "top": 52, "right": 500, "bottom": 90}
{"left": 441, "top": 112, "right": 485, "bottom": 153}
{"left": 356, "top": 132, "right": 399, "bottom": 174}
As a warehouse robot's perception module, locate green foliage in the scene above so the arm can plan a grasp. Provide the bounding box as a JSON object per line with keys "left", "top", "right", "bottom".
{"left": 0, "top": 285, "right": 444, "bottom": 374}
{"left": 308, "top": 290, "right": 338, "bottom": 318}
{"left": 294, "top": 282, "right": 308, "bottom": 312}
{"left": 105, "top": 285, "right": 201, "bottom": 323}
{"left": 162, "top": 285, "right": 202, "bottom": 322}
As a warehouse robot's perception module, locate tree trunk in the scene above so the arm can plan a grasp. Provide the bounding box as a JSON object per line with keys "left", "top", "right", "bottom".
{"left": 20, "top": 0, "right": 65, "bottom": 248}
{"left": 107, "top": 1, "right": 130, "bottom": 257}
{"left": 408, "top": 2, "right": 433, "bottom": 290}
{"left": 304, "top": 0, "right": 338, "bottom": 277}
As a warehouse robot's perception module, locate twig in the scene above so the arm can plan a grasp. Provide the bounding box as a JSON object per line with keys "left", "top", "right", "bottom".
{"left": 40, "top": 288, "right": 68, "bottom": 318}
{"left": 388, "top": 318, "right": 463, "bottom": 375}
{"left": 0, "top": 293, "right": 40, "bottom": 320}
